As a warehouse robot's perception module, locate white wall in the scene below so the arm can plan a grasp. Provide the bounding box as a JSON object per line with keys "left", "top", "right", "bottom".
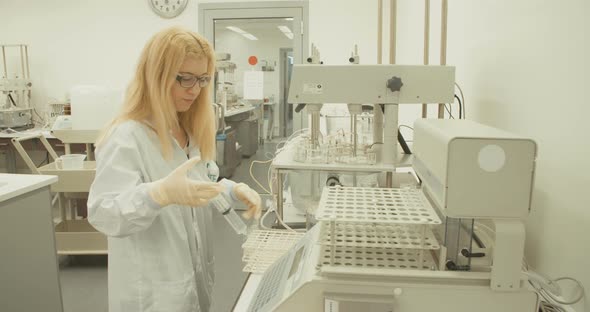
{"left": 2, "top": 0, "right": 589, "bottom": 309}
{"left": 396, "top": 1, "right": 590, "bottom": 310}
{"left": 0, "top": 0, "right": 380, "bottom": 123}
{"left": 445, "top": 1, "right": 590, "bottom": 310}
{"left": 0, "top": 0, "right": 204, "bottom": 111}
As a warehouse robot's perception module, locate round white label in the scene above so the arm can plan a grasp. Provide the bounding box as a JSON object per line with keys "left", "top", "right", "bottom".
{"left": 478, "top": 144, "right": 506, "bottom": 172}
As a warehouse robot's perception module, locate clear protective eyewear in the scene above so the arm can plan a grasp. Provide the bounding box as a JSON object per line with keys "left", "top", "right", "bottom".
{"left": 176, "top": 73, "right": 211, "bottom": 88}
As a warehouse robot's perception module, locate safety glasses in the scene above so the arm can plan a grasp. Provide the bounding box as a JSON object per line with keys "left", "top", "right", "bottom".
{"left": 176, "top": 73, "right": 211, "bottom": 88}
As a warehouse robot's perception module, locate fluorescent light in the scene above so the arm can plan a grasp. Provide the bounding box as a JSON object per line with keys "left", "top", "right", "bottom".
{"left": 226, "top": 26, "right": 257, "bottom": 40}
{"left": 277, "top": 25, "right": 293, "bottom": 40}
{"left": 278, "top": 26, "right": 292, "bottom": 33}
{"left": 226, "top": 26, "right": 246, "bottom": 34}
{"left": 242, "top": 33, "right": 258, "bottom": 40}
{"left": 284, "top": 17, "right": 294, "bottom": 21}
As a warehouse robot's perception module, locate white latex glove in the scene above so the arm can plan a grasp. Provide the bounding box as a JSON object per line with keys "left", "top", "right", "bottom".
{"left": 149, "top": 157, "right": 225, "bottom": 207}
{"left": 233, "top": 183, "right": 262, "bottom": 220}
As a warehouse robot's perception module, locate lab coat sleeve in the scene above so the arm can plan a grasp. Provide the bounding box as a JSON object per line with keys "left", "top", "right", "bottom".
{"left": 88, "top": 128, "right": 163, "bottom": 238}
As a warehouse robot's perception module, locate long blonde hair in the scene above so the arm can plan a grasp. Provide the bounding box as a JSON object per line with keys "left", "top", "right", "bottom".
{"left": 97, "top": 26, "right": 217, "bottom": 160}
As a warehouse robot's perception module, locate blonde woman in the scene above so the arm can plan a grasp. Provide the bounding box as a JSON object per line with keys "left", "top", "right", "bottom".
{"left": 88, "top": 26, "right": 261, "bottom": 312}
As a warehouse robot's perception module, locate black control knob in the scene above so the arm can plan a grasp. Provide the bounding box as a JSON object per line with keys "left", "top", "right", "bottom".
{"left": 386, "top": 76, "right": 403, "bottom": 92}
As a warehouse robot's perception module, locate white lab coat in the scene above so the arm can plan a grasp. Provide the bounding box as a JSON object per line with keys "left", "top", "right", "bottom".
{"left": 88, "top": 120, "right": 217, "bottom": 312}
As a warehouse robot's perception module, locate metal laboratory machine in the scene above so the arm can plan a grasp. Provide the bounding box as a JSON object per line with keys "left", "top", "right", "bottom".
{"left": 0, "top": 44, "right": 33, "bottom": 129}
{"left": 246, "top": 118, "right": 539, "bottom": 312}
{"left": 271, "top": 63, "right": 455, "bottom": 222}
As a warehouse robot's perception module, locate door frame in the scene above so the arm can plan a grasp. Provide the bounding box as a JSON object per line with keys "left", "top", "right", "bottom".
{"left": 198, "top": 1, "right": 309, "bottom": 134}
{"left": 279, "top": 47, "right": 293, "bottom": 137}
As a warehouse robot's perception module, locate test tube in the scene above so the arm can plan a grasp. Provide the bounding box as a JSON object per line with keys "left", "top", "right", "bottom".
{"left": 210, "top": 194, "right": 248, "bottom": 236}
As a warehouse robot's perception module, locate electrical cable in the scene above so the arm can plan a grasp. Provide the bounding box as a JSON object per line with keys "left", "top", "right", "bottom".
{"left": 249, "top": 129, "right": 311, "bottom": 232}
{"left": 472, "top": 221, "right": 584, "bottom": 309}
{"left": 444, "top": 103, "right": 454, "bottom": 119}
{"left": 455, "top": 82, "right": 466, "bottom": 118}
{"left": 471, "top": 231, "right": 485, "bottom": 249}
{"left": 524, "top": 264, "right": 585, "bottom": 308}
{"left": 249, "top": 159, "right": 272, "bottom": 194}
{"left": 7, "top": 93, "right": 17, "bottom": 107}
{"left": 454, "top": 94, "right": 463, "bottom": 119}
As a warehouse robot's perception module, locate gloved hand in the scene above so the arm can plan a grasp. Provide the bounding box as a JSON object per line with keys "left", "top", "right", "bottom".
{"left": 149, "top": 157, "right": 225, "bottom": 207}
{"left": 233, "top": 183, "right": 262, "bottom": 220}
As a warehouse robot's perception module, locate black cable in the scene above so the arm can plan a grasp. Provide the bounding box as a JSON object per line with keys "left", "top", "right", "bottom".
{"left": 7, "top": 93, "right": 17, "bottom": 107}
{"left": 460, "top": 248, "right": 485, "bottom": 258}
{"left": 398, "top": 131, "right": 411, "bottom": 154}
{"left": 471, "top": 232, "right": 485, "bottom": 249}
{"left": 454, "top": 94, "right": 463, "bottom": 119}
{"left": 444, "top": 103, "right": 454, "bottom": 119}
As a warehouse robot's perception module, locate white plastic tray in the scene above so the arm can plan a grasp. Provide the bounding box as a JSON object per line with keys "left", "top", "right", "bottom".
{"left": 316, "top": 186, "right": 441, "bottom": 225}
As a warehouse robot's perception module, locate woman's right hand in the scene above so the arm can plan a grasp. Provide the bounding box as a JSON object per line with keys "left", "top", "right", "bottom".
{"left": 149, "top": 157, "right": 224, "bottom": 207}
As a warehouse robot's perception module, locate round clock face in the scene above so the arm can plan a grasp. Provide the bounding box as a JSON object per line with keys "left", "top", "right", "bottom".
{"left": 149, "top": 0, "right": 189, "bottom": 19}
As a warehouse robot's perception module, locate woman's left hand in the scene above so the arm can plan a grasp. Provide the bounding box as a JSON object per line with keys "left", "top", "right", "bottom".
{"left": 233, "top": 183, "right": 262, "bottom": 220}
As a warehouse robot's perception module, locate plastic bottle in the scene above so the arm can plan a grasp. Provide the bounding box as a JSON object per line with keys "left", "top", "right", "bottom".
{"left": 206, "top": 161, "right": 248, "bottom": 235}
{"left": 209, "top": 195, "right": 248, "bottom": 235}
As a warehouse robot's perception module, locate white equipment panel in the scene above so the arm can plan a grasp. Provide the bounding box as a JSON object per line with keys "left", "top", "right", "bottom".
{"left": 287, "top": 64, "right": 455, "bottom": 104}
{"left": 413, "top": 119, "right": 537, "bottom": 219}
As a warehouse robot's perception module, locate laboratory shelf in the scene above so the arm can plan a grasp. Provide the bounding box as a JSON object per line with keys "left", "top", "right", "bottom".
{"left": 242, "top": 229, "right": 305, "bottom": 274}
{"left": 51, "top": 129, "right": 100, "bottom": 144}
{"left": 319, "top": 245, "right": 437, "bottom": 271}
{"left": 38, "top": 161, "right": 96, "bottom": 193}
{"left": 54, "top": 220, "right": 107, "bottom": 255}
{"left": 271, "top": 146, "right": 412, "bottom": 172}
{"left": 315, "top": 186, "right": 442, "bottom": 225}
{"left": 318, "top": 222, "right": 440, "bottom": 250}
{"left": 11, "top": 133, "right": 106, "bottom": 255}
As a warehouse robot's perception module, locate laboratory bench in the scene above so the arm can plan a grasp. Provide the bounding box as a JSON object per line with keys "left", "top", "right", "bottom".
{"left": 0, "top": 128, "right": 90, "bottom": 173}
{"left": 0, "top": 173, "right": 64, "bottom": 312}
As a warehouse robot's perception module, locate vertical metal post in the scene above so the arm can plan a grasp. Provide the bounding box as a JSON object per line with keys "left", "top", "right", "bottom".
{"left": 422, "top": 0, "right": 430, "bottom": 118}
{"left": 1, "top": 46, "right": 7, "bottom": 77}
{"left": 382, "top": 104, "right": 398, "bottom": 165}
{"left": 377, "top": 0, "right": 383, "bottom": 64}
{"left": 438, "top": 0, "right": 449, "bottom": 118}
{"left": 276, "top": 170, "right": 284, "bottom": 226}
{"left": 59, "top": 193, "right": 67, "bottom": 225}
{"left": 389, "top": 0, "right": 397, "bottom": 64}
{"left": 20, "top": 45, "right": 25, "bottom": 77}
{"left": 374, "top": 0, "right": 384, "bottom": 146}
{"left": 351, "top": 114, "right": 357, "bottom": 157}
{"left": 24, "top": 45, "right": 30, "bottom": 79}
